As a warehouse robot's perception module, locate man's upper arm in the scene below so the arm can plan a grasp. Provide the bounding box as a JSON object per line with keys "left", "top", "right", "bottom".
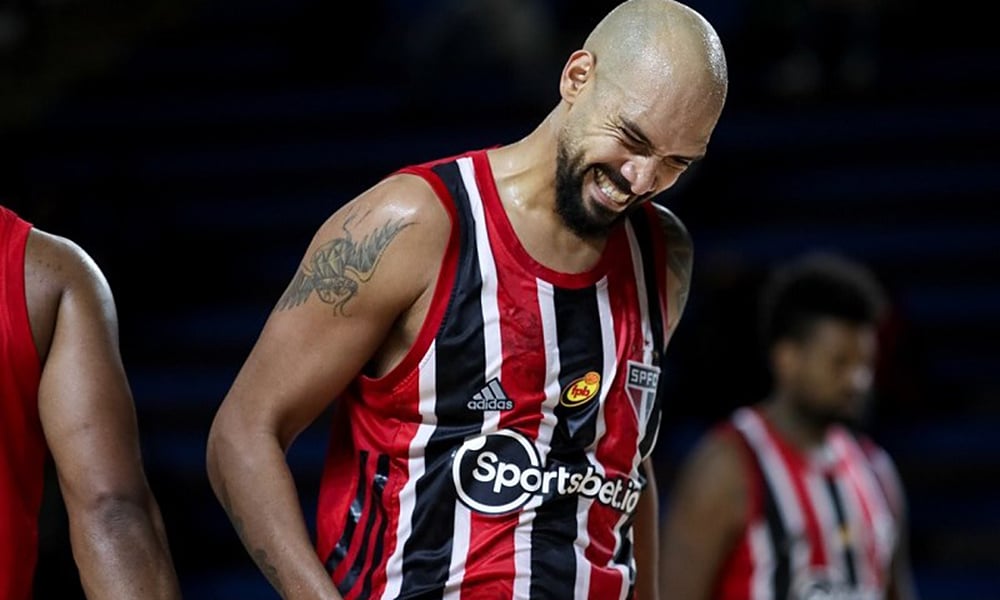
{"left": 659, "top": 429, "right": 748, "bottom": 600}
{"left": 651, "top": 204, "right": 693, "bottom": 344}
{"left": 214, "top": 173, "right": 452, "bottom": 447}
{"left": 32, "top": 232, "right": 150, "bottom": 507}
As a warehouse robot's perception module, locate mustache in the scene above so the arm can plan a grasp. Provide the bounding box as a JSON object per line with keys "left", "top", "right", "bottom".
{"left": 595, "top": 165, "right": 653, "bottom": 203}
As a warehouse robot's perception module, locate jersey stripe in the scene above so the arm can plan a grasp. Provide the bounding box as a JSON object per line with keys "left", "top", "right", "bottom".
{"left": 449, "top": 155, "right": 514, "bottom": 598}
{"left": 625, "top": 210, "right": 666, "bottom": 459}
{"left": 724, "top": 409, "right": 900, "bottom": 598}
{"left": 530, "top": 284, "right": 606, "bottom": 598}
{"left": 735, "top": 409, "right": 802, "bottom": 597}
{"left": 396, "top": 161, "right": 490, "bottom": 599}
{"left": 325, "top": 450, "right": 368, "bottom": 578}
{"left": 513, "top": 279, "right": 563, "bottom": 598}
{"left": 380, "top": 342, "right": 438, "bottom": 600}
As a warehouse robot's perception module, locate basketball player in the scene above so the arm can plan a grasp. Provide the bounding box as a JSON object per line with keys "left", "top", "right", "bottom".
{"left": 658, "top": 252, "right": 919, "bottom": 599}
{"left": 206, "top": 0, "right": 728, "bottom": 597}
{"left": 0, "top": 205, "right": 181, "bottom": 598}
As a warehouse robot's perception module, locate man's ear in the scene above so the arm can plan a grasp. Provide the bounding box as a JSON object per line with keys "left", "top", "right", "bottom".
{"left": 772, "top": 339, "right": 800, "bottom": 384}
{"left": 559, "top": 50, "right": 594, "bottom": 103}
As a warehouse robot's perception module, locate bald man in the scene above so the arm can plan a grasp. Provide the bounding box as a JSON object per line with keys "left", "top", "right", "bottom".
{"left": 206, "top": 1, "right": 728, "bottom": 598}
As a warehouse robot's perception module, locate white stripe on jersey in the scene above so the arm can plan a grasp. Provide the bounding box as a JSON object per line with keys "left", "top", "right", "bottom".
{"left": 381, "top": 342, "right": 440, "bottom": 600}
{"left": 574, "top": 498, "right": 594, "bottom": 599}
{"left": 734, "top": 409, "right": 811, "bottom": 573}
{"left": 805, "top": 471, "right": 848, "bottom": 582}
{"left": 590, "top": 276, "right": 616, "bottom": 480}
{"left": 831, "top": 431, "right": 897, "bottom": 569}
{"left": 443, "top": 504, "right": 472, "bottom": 600}
{"left": 625, "top": 222, "right": 655, "bottom": 364}
{"left": 593, "top": 277, "right": 631, "bottom": 596}
{"left": 459, "top": 155, "right": 504, "bottom": 431}
{"left": 833, "top": 465, "right": 876, "bottom": 589}
{"left": 446, "top": 152, "right": 506, "bottom": 600}
{"left": 512, "top": 280, "right": 564, "bottom": 598}
{"left": 625, "top": 222, "right": 657, "bottom": 451}
{"left": 748, "top": 521, "right": 775, "bottom": 600}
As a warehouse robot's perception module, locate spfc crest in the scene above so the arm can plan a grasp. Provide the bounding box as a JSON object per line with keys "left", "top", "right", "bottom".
{"left": 626, "top": 360, "right": 660, "bottom": 431}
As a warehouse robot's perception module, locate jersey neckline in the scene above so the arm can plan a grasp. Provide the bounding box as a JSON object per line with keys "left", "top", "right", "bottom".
{"left": 470, "top": 149, "right": 624, "bottom": 290}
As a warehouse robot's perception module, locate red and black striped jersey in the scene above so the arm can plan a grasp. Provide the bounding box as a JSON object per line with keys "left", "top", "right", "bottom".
{"left": 315, "top": 149, "right": 672, "bottom": 599}
{"left": 714, "top": 407, "right": 901, "bottom": 600}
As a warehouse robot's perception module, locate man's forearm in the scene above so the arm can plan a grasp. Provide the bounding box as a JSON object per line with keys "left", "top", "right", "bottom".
{"left": 69, "top": 495, "right": 181, "bottom": 599}
{"left": 207, "top": 430, "right": 342, "bottom": 600}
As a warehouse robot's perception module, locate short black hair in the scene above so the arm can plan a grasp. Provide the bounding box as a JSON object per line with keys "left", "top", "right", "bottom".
{"left": 759, "top": 251, "right": 888, "bottom": 349}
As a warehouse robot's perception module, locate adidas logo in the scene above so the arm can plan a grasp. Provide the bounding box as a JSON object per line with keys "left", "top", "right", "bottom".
{"left": 467, "top": 378, "right": 514, "bottom": 412}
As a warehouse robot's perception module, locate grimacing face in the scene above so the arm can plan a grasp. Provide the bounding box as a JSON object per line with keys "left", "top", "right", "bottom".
{"left": 785, "top": 319, "right": 878, "bottom": 428}
{"left": 553, "top": 61, "right": 718, "bottom": 239}
{"left": 554, "top": 139, "right": 644, "bottom": 238}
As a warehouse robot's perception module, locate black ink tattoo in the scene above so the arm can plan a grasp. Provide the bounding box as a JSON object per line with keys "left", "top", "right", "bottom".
{"left": 275, "top": 209, "right": 412, "bottom": 313}
{"left": 220, "top": 488, "right": 287, "bottom": 596}
{"left": 253, "top": 549, "right": 286, "bottom": 597}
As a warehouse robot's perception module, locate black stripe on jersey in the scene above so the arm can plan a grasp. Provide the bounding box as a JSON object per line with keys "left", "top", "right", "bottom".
{"left": 613, "top": 514, "right": 636, "bottom": 589}
{"left": 762, "top": 475, "right": 792, "bottom": 597}
{"left": 325, "top": 450, "right": 368, "bottom": 576}
{"left": 550, "top": 286, "right": 604, "bottom": 458}
{"left": 396, "top": 160, "right": 487, "bottom": 599}
{"left": 359, "top": 454, "right": 391, "bottom": 599}
{"left": 824, "top": 474, "right": 859, "bottom": 586}
{"left": 626, "top": 209, "right": 667, "bottom": 459}
{"left": 530, "top": 285, "right": 604, "bottom": 598}
{"left": 337, "top": 452, "right": 385, "bottom": 595}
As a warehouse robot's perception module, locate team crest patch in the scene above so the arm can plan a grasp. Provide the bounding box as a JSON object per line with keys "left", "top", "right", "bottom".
{"left": 560, "top": 371, "right": 601, "bottom": 407}
{"left": 626, "top": 360, "right": 660, "bottom": 429}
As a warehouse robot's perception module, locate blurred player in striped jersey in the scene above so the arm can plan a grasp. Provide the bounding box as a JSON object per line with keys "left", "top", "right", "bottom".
{"left": 658, "top": 252, "right": 919, "bottom": 600}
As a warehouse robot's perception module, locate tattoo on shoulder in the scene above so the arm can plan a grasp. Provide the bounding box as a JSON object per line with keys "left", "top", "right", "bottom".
{"left": 275, "top": 208, "right": 412, "bottom": 313}
{"left": 658, "top": 210, "right": 694, "bottom": 314}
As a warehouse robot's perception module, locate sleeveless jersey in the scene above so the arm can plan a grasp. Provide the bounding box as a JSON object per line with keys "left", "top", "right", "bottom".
{"left": 714, "top": 407, "right": 901, "bottom": 600}
{"left": 316, "top": 149, "right": 672, "bottom": 599}
{"left": 0, "top": 206, "right": 44, "bottom": 600}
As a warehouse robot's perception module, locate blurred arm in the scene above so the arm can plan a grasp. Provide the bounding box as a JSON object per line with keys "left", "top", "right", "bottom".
{"left": 658, "top": 430, "right": 748, "bottom": 600}
{"left": 633, "top": 457, "right": 660, "bottom": 600}
{"left": 30, "top": 231, "right": 181, "bottom": 599}
{"left": 206, "top": 175, "right": 450, "bottom": 599}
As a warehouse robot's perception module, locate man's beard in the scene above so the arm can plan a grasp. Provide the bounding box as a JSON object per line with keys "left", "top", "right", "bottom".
{"left": 555, "top": 144, "right": 636, "bottom": 239}
{"left": 793, "top": 394, "right": 865, "bottom": 431}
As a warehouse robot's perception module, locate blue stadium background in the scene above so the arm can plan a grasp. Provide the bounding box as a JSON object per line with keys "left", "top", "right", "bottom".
{"left": 1, "top": 0, "right": 998, "bottom": 597}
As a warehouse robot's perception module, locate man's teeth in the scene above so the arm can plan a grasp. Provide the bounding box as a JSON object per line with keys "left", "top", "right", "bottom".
{"left": 595, "top": 170, "right": 630, "bottom": 204}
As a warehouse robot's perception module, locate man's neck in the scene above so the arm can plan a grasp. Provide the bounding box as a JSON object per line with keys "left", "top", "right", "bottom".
{"left": 761, "top": 396, "right": 829, "bottom": 452}
{"left": 487, "top": 127, "right": 610, "bottom": 274}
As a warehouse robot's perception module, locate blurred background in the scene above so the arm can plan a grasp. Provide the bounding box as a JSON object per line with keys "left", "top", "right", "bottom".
{"left": 1, "top": 0, "right": 997, "bottom": 597}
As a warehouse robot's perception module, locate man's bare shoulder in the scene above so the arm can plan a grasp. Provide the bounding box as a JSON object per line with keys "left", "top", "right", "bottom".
{"left": 665, "top": 423, "right": 751, "bottom": 539}
{"left": 361, "top": 171, "right": 454, "bottom": 234}
{"left": 648, "top": 202, "right": 694, "bottom": 330}
{"left": 648, "top": 203, "right": 693, "bottom": 252}
{"left": 24, "top": 228, "right": 114, "bottom": 360}
{"left": 25, "top": 229, "right": 108, "bottom": 295}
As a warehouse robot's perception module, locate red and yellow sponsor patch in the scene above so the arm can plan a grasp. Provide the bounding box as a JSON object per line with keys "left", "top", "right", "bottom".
{"left": 560, "top": 371, "right": 601, "bottom": 407}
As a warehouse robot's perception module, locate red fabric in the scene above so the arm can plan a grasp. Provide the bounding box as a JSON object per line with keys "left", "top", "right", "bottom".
{"left": 0, "top": 205, "right": 44, "bottom": 600}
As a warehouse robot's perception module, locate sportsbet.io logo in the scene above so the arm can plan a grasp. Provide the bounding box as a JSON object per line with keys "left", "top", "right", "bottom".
{"left": 451, "top": 429, "right": 641, "bottom": 516}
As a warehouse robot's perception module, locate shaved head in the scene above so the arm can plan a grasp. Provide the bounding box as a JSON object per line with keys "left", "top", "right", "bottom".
{"left": 583, "top": 0, "right": 727, "bottom": 109}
